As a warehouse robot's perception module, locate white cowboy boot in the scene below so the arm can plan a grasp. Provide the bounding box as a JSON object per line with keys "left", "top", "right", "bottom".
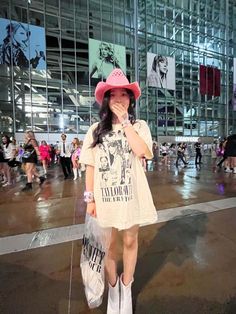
{"left": 120, "top": 274, "right": 133, "bottom": 314}
{"left": 73, "top": 168, "right": 77, "bottom": 180}
{"left": 107, "top": 278, "right": 120, "bottom": 314}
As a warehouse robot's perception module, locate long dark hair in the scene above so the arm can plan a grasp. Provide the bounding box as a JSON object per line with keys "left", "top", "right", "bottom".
{"left": 91, "top": 89, "right": 136, "bottom": 147}
{"left": 2, "top": 135, "right": 11, "bottom": 148}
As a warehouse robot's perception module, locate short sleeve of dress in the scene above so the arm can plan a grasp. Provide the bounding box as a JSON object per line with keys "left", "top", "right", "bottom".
{"left": 79, "top": 123, "right": 98, "bottom": 166}
{"left": 133, "top": 120, "right": 153, "bottom": 159}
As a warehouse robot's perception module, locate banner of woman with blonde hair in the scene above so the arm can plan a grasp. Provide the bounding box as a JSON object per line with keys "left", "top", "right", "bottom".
{"left": 89, "top": 39, "right": 126, "bottom": 79}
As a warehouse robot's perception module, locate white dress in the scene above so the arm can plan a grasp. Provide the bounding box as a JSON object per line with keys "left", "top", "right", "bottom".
{"left": 79, "top": 120, "right": 158, "bottom": 230}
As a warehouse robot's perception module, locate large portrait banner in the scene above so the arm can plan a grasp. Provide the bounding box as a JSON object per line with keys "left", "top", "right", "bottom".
{"left": 89, "top": 38, "right": 126, "bottom": 79}
{"left": 0, "top": 18, "right": 46, "bottom": 70}
{"left": 147, "top": 53, "right": 176, "bottom": 90}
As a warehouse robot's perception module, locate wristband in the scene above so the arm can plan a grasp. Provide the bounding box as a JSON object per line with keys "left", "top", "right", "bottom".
{"left": 121, "top": 118, "right": 131, "bottom": 128}
{"left": 84, "top": 191, "right": 95, "bottom": 203}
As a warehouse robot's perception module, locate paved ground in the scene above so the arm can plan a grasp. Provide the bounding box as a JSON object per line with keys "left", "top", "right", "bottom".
{"left": 0, "top": 158, "right": 236, "bottom": 313}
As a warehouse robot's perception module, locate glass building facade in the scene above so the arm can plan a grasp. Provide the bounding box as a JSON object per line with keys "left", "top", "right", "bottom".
{"left": 0, "top": 0, "right": 235, "bottom": 141}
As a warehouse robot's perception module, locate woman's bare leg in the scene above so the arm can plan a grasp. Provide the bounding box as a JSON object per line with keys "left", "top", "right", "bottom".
{"left": 42, "top": 160, "right": 47, "bottom": 174}
{"left": 106, "top": 228, "right": 118, "bottom": 286}
{"left": 122, "top": 225, "right": 139, "bottom": 285}
{"left": 4, "top": 163, "right": 11, "bottom": 183}
{"left": 25, "top": 163, "right": 33, "bottom": 183}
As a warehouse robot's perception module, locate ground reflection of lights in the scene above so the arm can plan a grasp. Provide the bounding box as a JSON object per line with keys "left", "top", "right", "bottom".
{"left": 36, "top": 201, "right": 51, "bottom": 220}
{"left": 216, "top": 183, "right": 225, "bottom": 195}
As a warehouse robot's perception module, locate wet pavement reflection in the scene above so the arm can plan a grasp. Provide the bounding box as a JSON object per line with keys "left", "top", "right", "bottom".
{"left": 0, "top": 159, "right": 236, "bottom": 313}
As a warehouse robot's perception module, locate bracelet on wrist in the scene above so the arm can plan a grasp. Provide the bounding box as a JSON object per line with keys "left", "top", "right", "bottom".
{"left": 84, "top": 191, "right": 95, "bottom": 203}
{"left": 121, "top": 118, "right": 131, "bottom": 128}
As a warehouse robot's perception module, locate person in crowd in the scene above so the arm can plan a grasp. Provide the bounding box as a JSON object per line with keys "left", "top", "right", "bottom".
{"left": 16, "top": 144, "right": 24, "bottom": 163}
{"left": 147, "top": 55, "right": 168, "bottom": 88}
{"left": 39, "top": 140, "right": 51, "bottom": 175}
{"left": 49, "top": 144, "right": 56, "bottom": 166}
{"left": 9, "top": 140, "right": 23, "bottom": 183}
{"left": 160, "top": 142, "right": 169, "bottom": 166}
{"left": 54, "top": 141, "right": 60, "bottom": 164}
{"left": 21, "top": 130, "right": 45, "bottom": 191}
{"left": 182, "top": 142, "right": 188, "bottom": 162}
{"left": 90, "top": 42, "right": 121, "bottom": 79}
{"left": 169, "top": 143, "right": 176, "bottom": 158}
{"left": 211, "top": 139, "right": 218, "bottom": 170}
{"left": 1, "top": 135, "right": 16, "bottom": 186}
{"left": 224, "top": 134, "right": 236, "bottom": 173}
{"left": 7, "top": 137, "right": 22, "bottom": 183}
{"left": 176, "top": 142, "right": 188, "bottom": 167}
{"left": 152, "top": 142, "right": 158, "bottom": 165}
{"left": 71, "top": 137, "right": 81, "bottom": 180}
{"left": 79, "top": 140, "right": 86, "bottom": 174}
{"left": 58, "top": 134, "right": 72, "bottom": 179}
{"left": 217, "top": 138, "right": 227, "bottom": 168}
{"left": 0, "top": 143, "right": 6, "bottom": 183}
{"left": 194, "top": 138, "right": 202, "bottom": 165}
{"left": 79, "top": 68, "right": 157, "bottom": 314}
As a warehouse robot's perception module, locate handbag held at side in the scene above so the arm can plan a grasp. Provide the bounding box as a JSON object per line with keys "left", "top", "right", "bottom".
{"left": 80, "top": 214, "right": 111, "bottom": 309}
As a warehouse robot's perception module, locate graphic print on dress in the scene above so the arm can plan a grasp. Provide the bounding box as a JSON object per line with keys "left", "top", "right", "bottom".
{"left": 98, "top": 130, "right": 133, "bottom": 202}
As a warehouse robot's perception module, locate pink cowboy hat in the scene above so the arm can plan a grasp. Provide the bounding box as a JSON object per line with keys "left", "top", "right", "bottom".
{"left": 95, "top": 68, "right": 141, "bottom": 105}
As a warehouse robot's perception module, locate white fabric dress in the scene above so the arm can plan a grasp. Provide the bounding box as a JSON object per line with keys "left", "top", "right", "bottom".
{"left": 80, "top": 120, "right": 158, "bottom": 230}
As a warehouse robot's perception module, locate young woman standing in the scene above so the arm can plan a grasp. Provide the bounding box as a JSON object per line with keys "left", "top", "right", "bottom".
{"left": 80, "top": 69, "right": 157, "bottom": 314}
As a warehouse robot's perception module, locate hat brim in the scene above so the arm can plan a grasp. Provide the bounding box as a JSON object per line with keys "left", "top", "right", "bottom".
{"left": 95, "top": 81, "right": 141, "bottom": 105}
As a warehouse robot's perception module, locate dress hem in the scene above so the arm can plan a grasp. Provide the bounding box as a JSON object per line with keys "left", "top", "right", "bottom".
{"left": 97, "top": 214, "right": 158, "bottom": 231}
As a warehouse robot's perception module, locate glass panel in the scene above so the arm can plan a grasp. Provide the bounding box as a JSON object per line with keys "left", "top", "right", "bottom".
{"left": 0, "top": 0, "right": 235, "bottom": 138}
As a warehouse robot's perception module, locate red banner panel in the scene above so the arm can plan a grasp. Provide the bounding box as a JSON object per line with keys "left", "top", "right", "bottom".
{"left": 200, "top": 65, "right": 206, "bottom": 95}
{"left": 214, "top": 68, "right": 221, "bottom": 96}
{"left": 200, "top": 65, "right": 220, "bottom": 96}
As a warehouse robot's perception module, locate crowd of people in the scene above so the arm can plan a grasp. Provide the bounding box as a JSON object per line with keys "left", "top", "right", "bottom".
{"left": 1, "top": 133, "right": 236, "bottom": 192}
{"left": 152, "top": 136, "right": 236, "bottom": 173}
{"left": 0, "top": 132, "right": 84, "bottom": 191}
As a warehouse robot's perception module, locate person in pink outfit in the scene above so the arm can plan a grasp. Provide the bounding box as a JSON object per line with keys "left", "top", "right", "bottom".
{"left": 71, "top": 138, "right": 81, "bottom": 180}
{"left": 39, "top": 140, "right": 51, "bottom": 175}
